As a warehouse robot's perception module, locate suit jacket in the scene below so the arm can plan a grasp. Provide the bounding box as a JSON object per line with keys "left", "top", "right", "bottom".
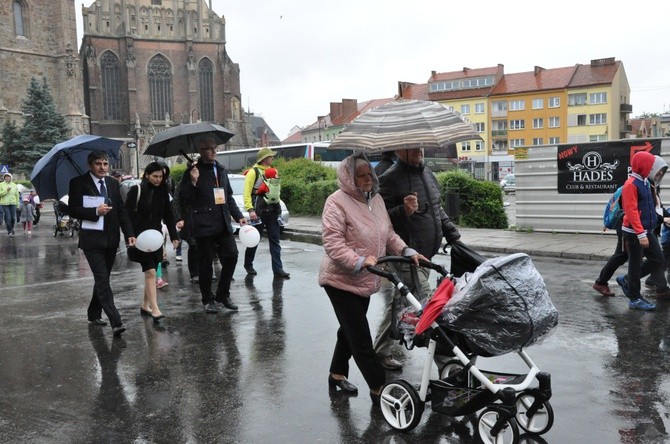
{"left": 68, "top": 173, "right": 134, "bottom": 250}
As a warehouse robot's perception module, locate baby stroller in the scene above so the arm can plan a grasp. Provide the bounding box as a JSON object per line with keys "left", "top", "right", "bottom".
{"left": 53, "top": 199, "right": 80, "bottom": 237}
{"left": 367, "top": 254, "right": 557, "bottom": 444}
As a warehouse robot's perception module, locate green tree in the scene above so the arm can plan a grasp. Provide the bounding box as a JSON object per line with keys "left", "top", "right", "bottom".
{"left": 0, "top": 119, "right": 22, "bottom": 168}
{"left": 12, "top": 77, "right": 69, "bottom": 174}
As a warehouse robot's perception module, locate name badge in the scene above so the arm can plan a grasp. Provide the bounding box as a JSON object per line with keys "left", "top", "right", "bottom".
{"left": 213, "top": 187, "right": 226, "bottom": 205}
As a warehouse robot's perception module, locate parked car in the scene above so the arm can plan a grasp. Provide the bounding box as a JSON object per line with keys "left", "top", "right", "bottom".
{"left": 500, "top": 174, "right": 516, "bottom": 194}
{"left": 228, "top": 174, "right": 289, "bottom": 233}
{"left": 119, "top": 178, "right": 141, "bottom": 204}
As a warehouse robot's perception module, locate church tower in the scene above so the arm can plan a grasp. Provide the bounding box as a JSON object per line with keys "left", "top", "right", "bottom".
{"left": 0, "top": 0, "right": 88, "bottom": 134}
{"left": 81, "top": 0, "right": 253, "bottom": 173}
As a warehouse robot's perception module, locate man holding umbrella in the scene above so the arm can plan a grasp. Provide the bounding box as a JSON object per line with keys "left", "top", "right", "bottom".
{"left": 373, "top": 147, "right": 462, "bottom": 370}
{"left": 67, "top": 151, "right": 136, "bottom": 337}
{"left": 178, "top": 133, "right": 247, "bottom": 313}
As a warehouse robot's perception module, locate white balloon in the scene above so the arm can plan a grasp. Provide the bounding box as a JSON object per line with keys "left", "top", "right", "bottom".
{"left": 239, "top": 225, "right": 260, "bottom": 248}
{"left": 135, "top": 229, "right": 164, "bottom": 252}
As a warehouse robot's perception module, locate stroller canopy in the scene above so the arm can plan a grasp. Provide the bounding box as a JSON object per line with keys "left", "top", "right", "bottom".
{"left": 441, "top": 253, "right": 558, "bottom": 356}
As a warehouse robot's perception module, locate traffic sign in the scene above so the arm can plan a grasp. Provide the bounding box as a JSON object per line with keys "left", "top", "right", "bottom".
{"left": 0, "top": 165, "right": 9, "bottom": 174}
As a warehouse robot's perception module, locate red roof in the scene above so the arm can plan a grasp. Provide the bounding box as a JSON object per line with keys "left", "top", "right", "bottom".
{"left": 568, "top": 59, "right": 621, "bottom": 88}
{"left": 491, "top": 66, "right": 577, "bottom": 95}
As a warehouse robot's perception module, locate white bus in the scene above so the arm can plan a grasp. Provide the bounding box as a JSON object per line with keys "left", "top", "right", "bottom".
{"left": 216, "top": 142, "right": 380, "bottom": 172}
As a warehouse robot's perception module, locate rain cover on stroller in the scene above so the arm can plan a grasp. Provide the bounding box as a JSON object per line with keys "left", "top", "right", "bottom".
{"left": 441, "top": 253, "right": 558, "bottom": 356}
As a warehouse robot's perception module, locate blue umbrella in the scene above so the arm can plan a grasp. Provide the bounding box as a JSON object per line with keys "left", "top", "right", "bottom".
{"left": 30, "top": 135, "right": 124, "bottom": 200}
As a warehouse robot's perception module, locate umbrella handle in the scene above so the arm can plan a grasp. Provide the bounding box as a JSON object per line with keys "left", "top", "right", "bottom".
{"left": 179, "top": 150, "right": 194, "bottom": 165}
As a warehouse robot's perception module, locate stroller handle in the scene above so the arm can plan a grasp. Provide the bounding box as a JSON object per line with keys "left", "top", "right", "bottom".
{"left": 375, "top": 256, "right": 449, "bottom": 276}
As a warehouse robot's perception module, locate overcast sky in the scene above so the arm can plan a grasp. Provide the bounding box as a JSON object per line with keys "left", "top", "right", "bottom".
{"left": 77, "top": 0, "right": 670, "bottom": 140}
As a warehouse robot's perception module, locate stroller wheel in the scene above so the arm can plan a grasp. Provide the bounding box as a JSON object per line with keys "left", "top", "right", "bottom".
{"left": 380, "top": 380, "right": 424, "bottom": 431}
{"left": 440, "top": 359, "right": 464, "bottom": 379}
{"left": 515, "top": 394, "right": 554, "bottom": 435}
{"left": 478, "top": 408, "right": 519, "bottom": 444}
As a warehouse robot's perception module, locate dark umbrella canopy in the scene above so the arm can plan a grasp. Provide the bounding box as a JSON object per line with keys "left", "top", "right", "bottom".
{"left": 328, "top": 99, "right": 481, "bottom": 153}
{"left": 144, "top": 122, "right": 234, "bottom": 159}
{"left": 30, "top": 135, "right": 123, "bottom": 200}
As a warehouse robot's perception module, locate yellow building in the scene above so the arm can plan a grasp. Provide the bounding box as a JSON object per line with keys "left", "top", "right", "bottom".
{"left": 399, "top": 58, "right": 631, "bottom": 180}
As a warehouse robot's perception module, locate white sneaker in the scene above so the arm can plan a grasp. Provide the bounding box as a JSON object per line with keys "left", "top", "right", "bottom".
{"left": 175, "top": 255, "right": 183, "bottom": 261}
{"left": 27, "top": 231, "right": 31, "bottom": 235}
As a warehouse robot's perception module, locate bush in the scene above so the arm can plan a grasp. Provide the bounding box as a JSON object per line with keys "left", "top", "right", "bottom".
{"left": 170, "top": 163, "right": 187, "bottom": 185}
{"left": 277, "top": 159, "right": 338, "bottom": 215}
{"left": 436, "top": 170, "right": 508, "bottom": 229}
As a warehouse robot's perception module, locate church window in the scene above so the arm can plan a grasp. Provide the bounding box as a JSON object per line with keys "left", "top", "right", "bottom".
{"left": 13, "top": 0, "right": 26, "bottom": 37}
{"left": 101, "top": 51, "right": 122, "bottom": 120}
{"left": 198, "top": 58, "right": 214, "bottom": 122}
{"left": 148, "top": 55, "right": 173, "bottom": 121}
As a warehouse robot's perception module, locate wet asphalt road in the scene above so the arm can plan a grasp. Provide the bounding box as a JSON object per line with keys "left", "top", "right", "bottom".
{"left": 1, "top": 213, "right": 670, "bottom": 443}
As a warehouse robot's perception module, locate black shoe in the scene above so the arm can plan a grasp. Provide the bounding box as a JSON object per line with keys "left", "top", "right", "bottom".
{"left": 152, "top": 314, "right": 165, "bottom": 323}
{"left": 274, "top": 269, "right": 290, "bottom": 279}
{"left": 245, "top": 266, "right": 258, "bottom": 276}
{"left": 370, "top": 391, "right": 381, "bottom": 407}
{"left": 219, "top": 297, "right": 238, "bottom": 311}
{"left": 204, "top": 302, "right": 219, "bottom": 314}
{"left": 112, "top": 325, "right": 126, "bottom": 337}
{"left": 140, "top": 308, "right": 152, "bottom": 317}
{"left": 328, "top": 374, "right": 358, "bottom": 393}
{"left": 190, "top": 276, "right": 200, "bottom": 284}
{"left": 88, "top": 319, "right": 107, "bottom": 326}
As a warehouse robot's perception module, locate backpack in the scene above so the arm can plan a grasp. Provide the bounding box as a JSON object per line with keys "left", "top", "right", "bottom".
{"left": 253, "top": 167, "right": 281, "bottom": 205}
{"left": 603, "top": 186, "right": 624, "bottom": 229}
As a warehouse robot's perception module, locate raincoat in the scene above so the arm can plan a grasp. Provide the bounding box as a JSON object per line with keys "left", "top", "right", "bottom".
{"left": 319, "top": 154, "right": 412, "bottom": 297}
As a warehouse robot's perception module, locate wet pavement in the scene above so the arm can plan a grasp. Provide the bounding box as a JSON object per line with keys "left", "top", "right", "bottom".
{"left": 2, "top": 212, "right": 670, "bottom": 443}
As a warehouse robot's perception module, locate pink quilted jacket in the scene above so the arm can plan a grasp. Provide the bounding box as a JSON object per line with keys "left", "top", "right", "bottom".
{"left": 318, "top": 155, "right": 409, "bottom": 297}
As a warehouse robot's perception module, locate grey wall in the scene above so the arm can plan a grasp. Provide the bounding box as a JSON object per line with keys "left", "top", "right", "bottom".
{"left": 515, "top": 138, "right": 670, "bottom": 233}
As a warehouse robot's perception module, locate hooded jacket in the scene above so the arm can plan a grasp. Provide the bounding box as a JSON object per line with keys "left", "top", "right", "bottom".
{"left": 318, "top": 154, "right": 411, "bottom": 297}
{"left": 622, "top": 151, "right": 656, "bottom": 239}
{"left": 378, "top": 158, "right": 460, "bottom": 259}
{"left": 0, "top": 174, "right": 19, "bottom": 206}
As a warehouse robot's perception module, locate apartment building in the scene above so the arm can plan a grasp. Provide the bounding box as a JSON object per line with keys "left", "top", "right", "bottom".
{"left": 400, "top": 58, "right": 631, "bottom": 180}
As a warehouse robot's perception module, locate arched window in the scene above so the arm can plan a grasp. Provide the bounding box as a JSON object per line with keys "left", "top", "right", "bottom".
{"left": 148, "top": 54, "right": 172, "bottom": 121}
{"left": 101, "top": 51, "right": 121, "bottom": 120}
{"left": 198, "top": 58, "right": 214, "bottom": 122}
{"left": 13, "top": 0, "right": 25, "bottom": 37}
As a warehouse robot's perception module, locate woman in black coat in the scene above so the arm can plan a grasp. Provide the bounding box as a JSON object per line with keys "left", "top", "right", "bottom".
{"left": 126, "top": 162, "right": 179, "bottom": 322}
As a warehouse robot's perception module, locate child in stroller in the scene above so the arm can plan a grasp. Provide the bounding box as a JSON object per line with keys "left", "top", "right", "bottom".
{"left": 53, "top": 198, "right": 80, "bottom": 237}
{"left": 367, "top": 254, "right": 557, "bottom": 444}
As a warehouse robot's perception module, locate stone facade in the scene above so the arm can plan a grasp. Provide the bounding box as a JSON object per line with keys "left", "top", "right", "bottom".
{"left": 0, "top": 0, "right": 88, "bottom": 134}
{"left": 81, "top": 0, "right": 253, "bottom": 174}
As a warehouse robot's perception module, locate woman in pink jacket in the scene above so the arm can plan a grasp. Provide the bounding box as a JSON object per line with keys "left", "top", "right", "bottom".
{"left": 319, "top": 154, "right": 425, "bottom": 406}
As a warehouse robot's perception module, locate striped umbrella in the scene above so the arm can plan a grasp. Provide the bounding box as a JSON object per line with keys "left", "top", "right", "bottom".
{"left": 328, "top": 99, "right": 481, "bottom": 153}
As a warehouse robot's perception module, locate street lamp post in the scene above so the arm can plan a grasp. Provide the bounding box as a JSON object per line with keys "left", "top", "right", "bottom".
{"left": 318, "top": 116, "right": 327, "bottom": 141}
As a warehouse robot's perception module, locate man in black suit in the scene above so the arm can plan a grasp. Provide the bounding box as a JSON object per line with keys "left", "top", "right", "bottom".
{"left": 178, "top": 133, "right": 247, "bottom": 313}
{"left": 68, "top": 151, "right": 136, "bottom": 336}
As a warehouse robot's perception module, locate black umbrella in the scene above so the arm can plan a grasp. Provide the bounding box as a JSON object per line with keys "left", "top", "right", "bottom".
{"left": 144, "top": 122, "right": 235, "bottom": 161}
{"left": 30, "top": 135, "right": 123, "bottom": 200}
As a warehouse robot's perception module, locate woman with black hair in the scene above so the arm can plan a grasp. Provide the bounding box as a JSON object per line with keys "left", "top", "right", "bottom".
{"left": 126, "top": 162, "right": 179, "bottom": 322}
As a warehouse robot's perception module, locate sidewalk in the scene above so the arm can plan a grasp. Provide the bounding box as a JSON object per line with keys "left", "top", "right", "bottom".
{"left": 284, "top": 215, "right": 616, "bottom": 262}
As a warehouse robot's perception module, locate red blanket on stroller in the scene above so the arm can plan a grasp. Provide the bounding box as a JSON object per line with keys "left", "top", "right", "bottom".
{"left": 415, "top": 278, "right": 455, "bottom": 335}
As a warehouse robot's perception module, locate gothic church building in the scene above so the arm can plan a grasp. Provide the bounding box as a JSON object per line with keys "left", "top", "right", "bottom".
{"left": 1, "top": 0, "right": 253, "bottom": 174}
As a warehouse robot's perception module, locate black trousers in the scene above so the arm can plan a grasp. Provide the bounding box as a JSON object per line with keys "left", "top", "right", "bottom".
{"left": 196, "top": 230, "right": 238, "bottom": 305}
{"left": 325, "top": 285, "right": 385, "bottom": 391}
{"left": 624, "top": 231, "right": 666, "bottom": 300}
{"left": 84, "top": 248, "right": 122, "bottom": 328}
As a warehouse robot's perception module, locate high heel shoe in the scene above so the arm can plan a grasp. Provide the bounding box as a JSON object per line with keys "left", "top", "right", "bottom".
{"left": 140, "top": 308, "right": 152, "bottom": 317}
{"left": 151, "top": 314, "right": 165, "bottom": 323}
{"left": 328, "top": 374, "right": 358, "bottom": 394}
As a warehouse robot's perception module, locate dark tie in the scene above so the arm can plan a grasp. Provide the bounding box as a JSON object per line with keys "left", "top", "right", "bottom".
{"left": 99, "top": 179, "right": 108, "bottom": 200}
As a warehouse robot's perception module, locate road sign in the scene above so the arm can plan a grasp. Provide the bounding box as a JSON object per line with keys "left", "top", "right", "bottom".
{"left": 0, "top": 165, "right": 9, "bottom": 174}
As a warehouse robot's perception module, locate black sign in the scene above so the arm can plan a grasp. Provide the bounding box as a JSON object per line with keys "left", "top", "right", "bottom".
{"left": 557, "top": 140, "right": 661, "bottom": 194}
